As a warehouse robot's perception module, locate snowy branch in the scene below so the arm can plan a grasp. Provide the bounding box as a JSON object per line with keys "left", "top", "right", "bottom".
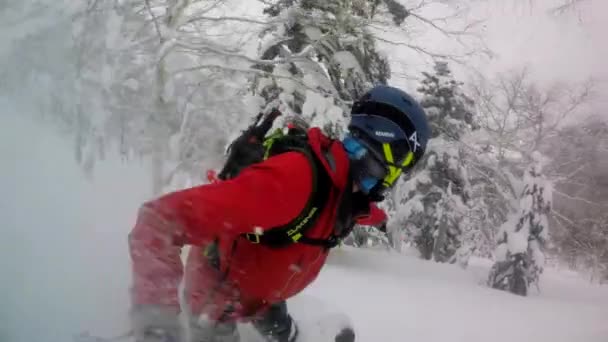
{"left": 172, "top": 64, "right": 345, "bottom": 105}
{"left": 172, "top": 39, "right": 311, "bottom": 66}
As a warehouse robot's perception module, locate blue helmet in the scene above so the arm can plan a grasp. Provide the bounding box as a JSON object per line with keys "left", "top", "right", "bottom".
{"left": 349, "top": 85, "right": 430, "bottom": 168}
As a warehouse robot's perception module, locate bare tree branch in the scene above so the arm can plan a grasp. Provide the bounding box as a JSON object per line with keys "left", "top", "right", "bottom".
{"left": 550, "top": 0, "right": 588, "bottom": 14}
{"left": 172, "top": 39, "right": 311, "bottom": 66}
{"left": 551, "top": 209, "right": 577, "bottom": 226}
{"left": 373, "top": 35, "right": 474, "bottom": 63}
{"left": 185, "top": 15, "right": 275, "bottom": 26}
{"left": 553, "top": 189, "right": 608, "bottom": 207}
{"left": 144, "top": 0, "right": 163, "bottom": 42}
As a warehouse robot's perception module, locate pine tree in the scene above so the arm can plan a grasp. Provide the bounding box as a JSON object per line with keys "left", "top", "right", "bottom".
{"left": 252, "top": 0, "right": 407, "bottom": 136}
{"left": 249, "top": 0, "right": 415, "bottom": 249}
{"left": 467, "top": 70, "right": 589, "bottom": 293}
{"left": 395, "top": 61, "right": 474, "bottom": 264}
{"left": 488, "top": 151, "right": 552, "bottom": 295}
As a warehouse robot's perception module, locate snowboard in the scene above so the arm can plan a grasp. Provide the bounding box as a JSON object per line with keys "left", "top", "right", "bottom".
{"left": 240, "top": 294, "right": 355, "bottom": 342}
{"left": 75, "top": 295, "right": 355, "bottom": 342}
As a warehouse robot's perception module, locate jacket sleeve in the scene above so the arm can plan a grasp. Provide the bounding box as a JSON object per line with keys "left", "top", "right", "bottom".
{"left": 128, "top": 152, "right": 313, "bottom": 310}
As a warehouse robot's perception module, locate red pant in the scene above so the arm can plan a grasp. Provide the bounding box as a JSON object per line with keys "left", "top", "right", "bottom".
{"left": 184, "top": 246, "right": 217, "bottom": 317}
{"left": 184, "top": 246, "right": 268, "bottom": 322}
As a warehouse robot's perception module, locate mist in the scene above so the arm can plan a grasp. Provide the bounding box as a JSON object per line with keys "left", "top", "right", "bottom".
{"left": 0, "top": 109, "right": 151, "bottom": 342}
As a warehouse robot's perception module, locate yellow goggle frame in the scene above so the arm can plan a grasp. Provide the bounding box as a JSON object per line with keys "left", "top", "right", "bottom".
{"left": 381, "top": 143, "right": 414, "bottom": 188}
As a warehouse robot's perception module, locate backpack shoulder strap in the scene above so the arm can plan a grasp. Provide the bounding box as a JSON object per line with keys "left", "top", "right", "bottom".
{"left": 242, "top": 134, "right": 334, "bottom": 248}
{"left": 297, "top": 172, "right": 356, "bottom": 249}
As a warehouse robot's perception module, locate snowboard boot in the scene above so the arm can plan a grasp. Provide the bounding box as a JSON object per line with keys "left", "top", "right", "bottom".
{"left": 335, "top": 327, "right": 355, "bottom": 342}
{"left": 189, "top": 318, "right": 239, "bottom": 342}
{"left": 252, "top": 301, "right": 298, "bottom": 342}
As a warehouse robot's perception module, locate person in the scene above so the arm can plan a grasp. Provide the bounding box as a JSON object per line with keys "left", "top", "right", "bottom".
{"left": 128, "top": 85, "right": 430, "bottom": 342}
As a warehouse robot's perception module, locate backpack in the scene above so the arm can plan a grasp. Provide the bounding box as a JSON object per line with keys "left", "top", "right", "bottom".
{"left": 217, "top": 109, "right": 340, "bottom": 249}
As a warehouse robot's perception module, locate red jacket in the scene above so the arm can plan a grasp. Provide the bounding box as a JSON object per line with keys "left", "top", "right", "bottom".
{"left": 129, "top": 128, "right": 352, "bottom": 319}
{"left": 207, "top": 169, "right": 386, "bottom": 228}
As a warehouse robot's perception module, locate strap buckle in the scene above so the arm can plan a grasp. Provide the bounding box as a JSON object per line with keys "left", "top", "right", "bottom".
{"left": 245, "top": 233, "right": 262, "bottom": 244}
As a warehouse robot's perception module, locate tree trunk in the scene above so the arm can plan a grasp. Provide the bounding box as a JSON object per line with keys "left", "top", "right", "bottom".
{"left": 433, "top": 216, "right": 448, "bottom": 262}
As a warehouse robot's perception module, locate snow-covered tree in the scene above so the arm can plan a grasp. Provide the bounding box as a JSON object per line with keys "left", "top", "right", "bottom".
{"left": 251, "top": 0, "right": 409, "bottom": 136}
{"left": 345, "top": 225, "right": 391, "bottom": 250}
{"left": 35, "top": 0, "right": 486, "bottom": 203}
{"left": 252, "top": 1, "right": 486, "bottom": 251}
{"left": 60, "top": 0, "right": 264, "bottom": 193}
{"left": 488, "top": 151, "right": 552, "bottom": 295}
{"left": 546, "top": 118, "right": 608, "bottom": 282}
{"left": 248, "top": 0, "right": 421, "bottom": 250}
{"left": 0, "top": 1, "right": 83, "bottom": 123}
{"left": 467, "top": 69, "right": 591, "bottom": 294}
{"left": 393, "top": 61, "right": 474, "bottom": 264}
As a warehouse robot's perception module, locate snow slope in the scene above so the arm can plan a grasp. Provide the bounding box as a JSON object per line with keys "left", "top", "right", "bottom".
{"left": 2, "top": 111, "right": 608, "bottom": 342}
{"left": 312, "top": 248, "right": 608, "bottom": 342}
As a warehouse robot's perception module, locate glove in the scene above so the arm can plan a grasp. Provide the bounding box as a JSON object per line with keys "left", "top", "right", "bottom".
{"left": 131, "top": 304, "right": 183, "bottom": 342}
{"left": 377, "top": 222, "right": 387, "bottom": 233}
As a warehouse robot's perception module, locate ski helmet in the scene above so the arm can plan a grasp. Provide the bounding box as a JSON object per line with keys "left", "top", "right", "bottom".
{"left": 347, "top": 85, "right": 430, "bottom": 196}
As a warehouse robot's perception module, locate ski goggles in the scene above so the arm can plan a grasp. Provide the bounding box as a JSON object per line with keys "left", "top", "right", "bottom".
{"left": 348, "top": 125, "right": 416, "bottom": 190}
{"left": 370, "top": 142, "right": 415, "bottom": 193}
{"left": 344, "top": 134, "right": 415, "bottom": 194}
{"left": 343, "top": 136, "right": 388, "bottom": 194}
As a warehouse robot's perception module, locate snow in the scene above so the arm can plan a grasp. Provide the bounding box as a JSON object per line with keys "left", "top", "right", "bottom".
{"left": 2, "top": 112, "right": 607, "bottom": 342}
{"left": 303, "top": 26, "right": 322, "bottom": 41}
{"left": 124, "top": 79, "right": 140, "bottom": 91}
{"left": 317, "top": 249, "right": 608, "bottom": 342}
{"left": 415, "top": 170, "right": 431, "bottom": 185}
{"left": 275, "top": 64, "right": 297, "bottom": 95}
{"left": 426, "top": 153, "right": 437, "bottom": 168}
{"left": 507, "top": 227, "right": 530, "bottom": 254}
{"left": 303, "top": 89, "right": 345, "bottom": 129}
{"left": 494, "top": 242, "right": 508, "bottom": 262}
{"left": 397, "top": 194, "right": 424, "bottom": 218}
{"left": 302, "top": 74, "right": 318, "bottom": 89}
{"left": 333, "top": 51, "right": 363, "bottom": 74}
{"left": 104, "top": 10, "right": 122, "bottom": 50}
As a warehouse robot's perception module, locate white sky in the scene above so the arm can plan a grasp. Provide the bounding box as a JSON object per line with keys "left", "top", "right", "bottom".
{"left": 378, "top": 0, "right": 607, "bottom": 122}
{"left": 469, "top": 0, "right": 607, "bottom": 84}
{"left": 478, "top": 0, "right": 607, "bottom": 120}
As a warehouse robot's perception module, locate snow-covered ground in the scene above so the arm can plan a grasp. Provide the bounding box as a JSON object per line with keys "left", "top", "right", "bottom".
{"left": 314, "top": 248, "right": 608, "bottom": 342}
{"left": 2, "top": 107, "right": 608, "bottom": 342}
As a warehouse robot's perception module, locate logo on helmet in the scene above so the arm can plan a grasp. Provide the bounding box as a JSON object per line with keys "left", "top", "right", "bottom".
{"left": 375, "top": 131, "right": 396, "bottom": 138}
{"left": 409, "top": 132, "right": 421, "bottom": 152}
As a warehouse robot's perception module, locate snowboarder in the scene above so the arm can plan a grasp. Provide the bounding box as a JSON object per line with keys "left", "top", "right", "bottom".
{"left": 128, "top": 85, "right": 430, "bottom": 342}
